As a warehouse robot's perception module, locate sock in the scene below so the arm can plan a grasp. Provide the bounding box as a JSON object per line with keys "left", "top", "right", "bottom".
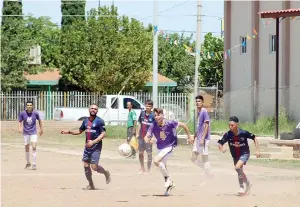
{"left": 84, "top": 167, "right": 94, "bottom": 186}
{"left": 147, "top": 152, "right": 152, "bottom": 171}
{"left": 158, "top": 162, "right": 169, "bottom": 180}
{"left": 203, "top": 161, "right": 212, "bottom": 176}
{"left": 26, "top": 152, "right": 30, "bottom": 163}
{"left": 243, "top": 172, "right": 249, "bottom": 184}
{"left": 139, "top": 153, "right": 145, "bottom": 170}
{"left": 32, "top": 151, "right": 36, "bottom": 165}
{"left": 195, "top": 160, "right": 204, "bottom": 169}
{"left": 96, "top": 165, "right": 106, "bottom": 174}
{"left": 236, "top": 168, "right": 244, "bottom": 188}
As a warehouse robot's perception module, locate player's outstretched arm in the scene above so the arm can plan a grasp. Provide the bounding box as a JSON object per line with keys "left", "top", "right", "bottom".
{"left": 218, "top": 133, "right": 228, "bottom": 153}
{"left": 61, "top": 129, "right": 83, "bottom": 135}
{"left": 245, "top": 131, "right": 261, "bottom": 158}
{"left": 178, "top": 122, "right": 193, "bottom": 144}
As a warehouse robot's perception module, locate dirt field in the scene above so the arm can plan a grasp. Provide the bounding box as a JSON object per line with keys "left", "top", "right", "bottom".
{"left": 1, "top": 137, "right": 300, "bottom": 207}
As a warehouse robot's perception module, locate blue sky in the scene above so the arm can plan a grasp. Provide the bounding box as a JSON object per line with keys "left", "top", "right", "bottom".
{"left": 1, "top": 0, "right": 224, "bottom": 40}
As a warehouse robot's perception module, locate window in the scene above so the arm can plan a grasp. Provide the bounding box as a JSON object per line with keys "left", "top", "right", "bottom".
{"left": 269, "top": 34, "right": 277, "bottom": 53}
{"left": 111, "top": 97, "right": 118, "bottom": 109}
{"left": 123, "top": 98, "right": 141, "bottom": 109}
{"left": 240, "top": 36, "right": 247, "bottom": 54}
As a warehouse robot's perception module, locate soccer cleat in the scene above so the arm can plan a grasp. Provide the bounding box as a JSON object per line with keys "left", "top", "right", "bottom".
{"left": 238, "top": 187, "right": 246, "bottom": 195}
{"left": 104, "top": 171, "right": 111, "bottom": 184}
{"left": 164, "top": 181, "right": 175, "bottom": 196}
{"left": 32, "top": 164, "right": 37, "bottom": 170}
{"left": 24, "top": 163, "right": 31, "bottom": 169}
{"left": 245, "top": 182, "right": 252, "bottom": 194}
{"left": 84, "top": 185, "right": 96, "bottom": 190}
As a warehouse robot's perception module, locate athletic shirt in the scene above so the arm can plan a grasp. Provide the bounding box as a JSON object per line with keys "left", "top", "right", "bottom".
{"left": 218, "top": 128, "right": 255, "bottom": 159}
{"left": 79, "top": 117, "right": 106, "bottom": 152}
{"left": 138, "top": 110, "right": 155, "bottom": 139}
{"left": 18, "top": 110, "right": 40, "bottom": 135}
{"left": 147, "top": 120, "right": 179, "bottom": 150}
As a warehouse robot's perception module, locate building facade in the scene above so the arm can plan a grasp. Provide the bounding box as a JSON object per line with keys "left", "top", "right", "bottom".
{"left": 223, "top": 0, "right": 300, "bottom": 122}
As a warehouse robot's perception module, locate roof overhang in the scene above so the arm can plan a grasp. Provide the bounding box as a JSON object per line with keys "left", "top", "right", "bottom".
{"left": 259, "top": 8, "right": 300, "bottom": 18}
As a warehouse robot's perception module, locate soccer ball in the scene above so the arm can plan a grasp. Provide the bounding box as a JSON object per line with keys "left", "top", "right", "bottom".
{"left": 118, "top": 143, "right": 132, "bottom": 157}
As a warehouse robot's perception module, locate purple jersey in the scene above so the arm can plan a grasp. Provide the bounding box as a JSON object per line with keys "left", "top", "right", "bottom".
{"left": 147, "top": 120, "right": 179, "bottom": 150}
{"left": 18, "top": 110, "right": 40, "bottom": 135}
{"left": 196, "top": 108, "right": 210, "bottom": 140}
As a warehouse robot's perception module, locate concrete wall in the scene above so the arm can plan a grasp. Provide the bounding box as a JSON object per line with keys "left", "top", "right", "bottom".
{"left": 289, "top": 1, "right": 300, "bottom": 121}
{"left": 224, "top": 0, "right": 300, "bottom": 122}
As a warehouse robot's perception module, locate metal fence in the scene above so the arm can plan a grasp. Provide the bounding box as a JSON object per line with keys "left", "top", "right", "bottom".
{"left": 0, "top": 91, "right": 189, "bottom": 121}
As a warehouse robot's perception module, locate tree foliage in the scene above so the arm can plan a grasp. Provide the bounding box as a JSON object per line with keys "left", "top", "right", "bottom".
{"left": 61, "top": 0, "right": 86, "bottom": 29}
{"left": 1, "top": 0, "right": 36, "bottom": 91}
{"left": 158, "top": 33, "right": 195, "bottom": 93}
{"left": 59, "top": 6, "right": 152, "bottom": 92}
{"left": 199, "top": 33, "right": 224, "bottom": 87}
{"left": 25, "top": 16, "right": 61, "bottom": 68}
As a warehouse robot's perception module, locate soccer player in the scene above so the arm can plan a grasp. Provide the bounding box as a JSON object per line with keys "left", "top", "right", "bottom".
{"left": 190, "top": 95, "right": 213, "bottom": 179}
{"left": 126, "top": 101, "right": 137, "bottom": 158}
{"left": 137, "top": 99, "right": 155, "bottom": 173}
{"left": 18, "top": 101, "right": 43, "bottom": 170}
{"left": 144, "top": 108, "right": 192, "bottom": 195}
{"left": 61, "top": 104, "right": 111, "bottom": 190}
{"left": 217, "top": 116, "right": 261, "bottom": 195}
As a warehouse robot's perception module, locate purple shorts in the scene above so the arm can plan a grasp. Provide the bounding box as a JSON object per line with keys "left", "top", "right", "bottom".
{"left": 82, "top": 150, "right": 101, "bottom": 164}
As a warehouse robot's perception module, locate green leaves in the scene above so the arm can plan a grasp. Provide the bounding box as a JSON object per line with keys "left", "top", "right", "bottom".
{"left": 199, "top": 33, "right": 224, "bottom": 87}
{"left": 59, "top": 6, "right": 152, "bottom": 92}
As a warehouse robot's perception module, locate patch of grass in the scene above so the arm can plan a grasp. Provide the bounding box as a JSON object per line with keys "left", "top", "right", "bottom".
{"left": 249, "top": 159, "right": 300, "bottom": 170}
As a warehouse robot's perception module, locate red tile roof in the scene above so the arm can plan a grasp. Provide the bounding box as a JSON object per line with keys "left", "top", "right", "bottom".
{"left": 259, "top": 8, "right": 300, "bottom": 18}
{"left": 259, "top": 8, "right": 300, "bottom": 15}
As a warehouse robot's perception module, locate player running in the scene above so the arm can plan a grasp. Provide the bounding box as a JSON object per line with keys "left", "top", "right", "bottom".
{"left": 144, "top": 108, "right": 192, "bottom": 196}
{"left": 61, "top": 104, "right": 111, "bottom": 190}
{"left": 190, "top": 95, "right": 213, "bottom": 179}
{"left": 18, "top": 101, "right": 43, "bottom": 170}
{"left": 217, "top": 116, "right": 261, "bottom": 195}
{"left": 137, "top": 100, "right": 155, "bottom": 174}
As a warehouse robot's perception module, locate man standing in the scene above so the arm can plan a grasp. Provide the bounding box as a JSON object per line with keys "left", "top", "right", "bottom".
{"left": 126, "top": 101, "right": 137, "bottom": 158}
{"left": 61, "top": 104, "right": 111, "bottom": 190}
{"left": 137, "top": 100, "right": 154, "bottom": 173}
{"left": 190, "top": 95, "right": 213, "bottom": 179}
{"left": 18, "top": 101, "right": 43, "bottom": 170}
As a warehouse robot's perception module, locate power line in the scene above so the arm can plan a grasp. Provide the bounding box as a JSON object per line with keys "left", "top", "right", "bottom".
{"left": 140, "top": 0, "right": 192, "bottom": 21}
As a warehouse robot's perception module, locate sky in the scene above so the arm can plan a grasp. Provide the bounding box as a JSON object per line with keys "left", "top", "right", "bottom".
{"left": 1, "top": 0, "right": 224, "bottom": 40}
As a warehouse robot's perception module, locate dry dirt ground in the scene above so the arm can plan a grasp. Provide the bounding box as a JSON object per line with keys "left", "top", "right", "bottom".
{"left": 1, "top": 138, "right": 300, "bottom": 207}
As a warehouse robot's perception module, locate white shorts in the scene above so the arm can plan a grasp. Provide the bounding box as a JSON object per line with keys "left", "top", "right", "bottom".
{"left": 157, "top": 145, "right": 174, "bottom": 164}
{"left": 193, "top": 139, "right": 210, "bottom": 155}
{"left": 24, "top": 134, "right": 38, "bottom": 145}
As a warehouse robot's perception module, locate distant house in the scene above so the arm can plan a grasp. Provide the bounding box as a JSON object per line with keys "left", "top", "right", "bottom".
{"left": 24, "top": 69, "right": 177, "bottom": 92}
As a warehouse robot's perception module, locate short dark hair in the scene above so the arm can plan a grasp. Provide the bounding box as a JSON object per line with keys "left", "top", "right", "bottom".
{"left": 145, "top": 99, "right": 153, "bottom": 106}
{"left": 153, "top": 108, "right": 164, "bottom": 114}
{"left": 229, "top": 116, "right": 239, "bottom": 123}
{"left": 195, "top": 95, "right": 204, "bottom": 102}
{"left": 26, "top": 100, "right": 33, "bottom": 105}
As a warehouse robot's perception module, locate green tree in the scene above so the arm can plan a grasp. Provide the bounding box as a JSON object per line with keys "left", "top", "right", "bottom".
{"left": 158, "top": 33, "right": 195, "bottom": 93}
{"left": 1, "top": 0, "right": 22, "bottom": 30}
{"left": 1, "top": 0, "right": 37, "bottom": 91}
{"left": 61, "top": 0, "right": 86, "bottom": 29}
{"left": 59, "top": 6, "right": 152, "bottom": 92}
{"left": 25, "top": 16, "right": 61, "bottom": 68}
{"left": 199, "top": 33, "right": 224, "bottom": 87}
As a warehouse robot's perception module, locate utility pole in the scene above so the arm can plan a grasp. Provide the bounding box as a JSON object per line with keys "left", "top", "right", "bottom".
{"left": 194, "top": 0, "right": 202, "bottom": 132}
{"left": 152, "top": 0, "right": 158, "bottom": 107}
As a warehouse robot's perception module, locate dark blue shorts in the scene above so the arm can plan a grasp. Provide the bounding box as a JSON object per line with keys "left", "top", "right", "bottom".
{"left": 233, "top": 153, "right": 250, "bottom": 165}
{"left": 82, "top": 150, "right": 101, "bottom": 164}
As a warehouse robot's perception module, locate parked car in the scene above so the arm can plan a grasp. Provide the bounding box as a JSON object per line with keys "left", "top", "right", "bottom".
{"left": 54, "top": 95, "right": 175, "bottom": 125}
